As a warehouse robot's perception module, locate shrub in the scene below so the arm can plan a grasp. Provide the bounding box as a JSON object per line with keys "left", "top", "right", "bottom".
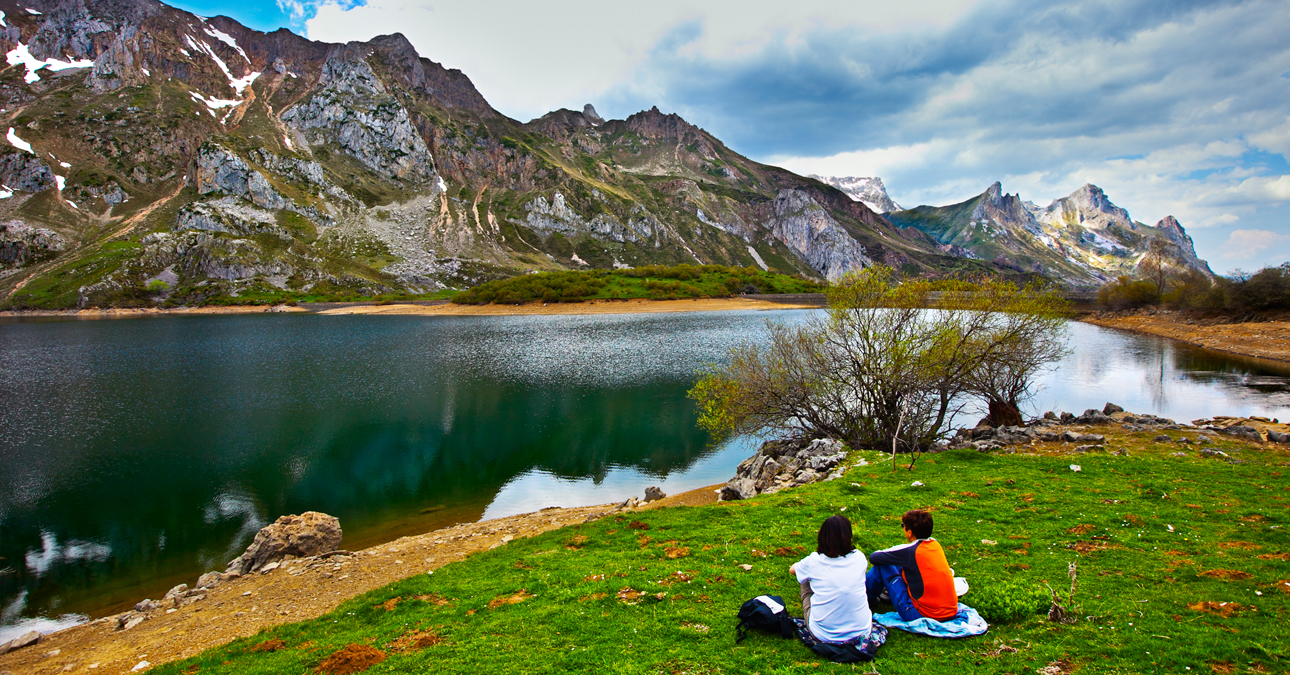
{"left": 146, "top": 279, "right": 170, "bottom": 293}
{"left": 1097, "top": 276, "right": 1158, "bottom": 309}
{"left": 969, "top": 578, "right": 1049, "bottom": 623}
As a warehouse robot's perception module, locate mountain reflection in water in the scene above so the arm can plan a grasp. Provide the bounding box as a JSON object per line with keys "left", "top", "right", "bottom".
{"left": 1, "top": 310, "right": 1288, "bottom": 637}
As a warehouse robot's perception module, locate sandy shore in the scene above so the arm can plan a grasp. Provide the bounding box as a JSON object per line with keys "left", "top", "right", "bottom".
{"left": 0, "top": 486, "right": 720, "bottom": 675}
{"left": 0, "top": 297, "right": 819, "bottom": 321}
{"left": 1083, "top": 312, "right": 1290, "bottom": 364}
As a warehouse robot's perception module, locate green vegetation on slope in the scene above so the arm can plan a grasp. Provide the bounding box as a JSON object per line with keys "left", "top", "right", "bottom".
{"left": 452, "top": 264, "right": 823, "bottom": 305}
{"left": 1100, "top": 262, "right": 1290, "bottom": 314}
{"left": 158, "top": 431, "right": 1289, "bottom": 675}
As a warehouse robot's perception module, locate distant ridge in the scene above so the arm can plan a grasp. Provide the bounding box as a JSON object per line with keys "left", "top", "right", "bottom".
{"left": 886, "top": 181, "right": 1213, "bottom": 288}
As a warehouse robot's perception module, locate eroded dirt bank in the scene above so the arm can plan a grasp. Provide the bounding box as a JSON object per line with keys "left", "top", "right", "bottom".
{"left": 0, "top": 488, "right": 719, "bottom": 675}
{"left": 1083, "top": 310, "right": 1290, "bottom": 364}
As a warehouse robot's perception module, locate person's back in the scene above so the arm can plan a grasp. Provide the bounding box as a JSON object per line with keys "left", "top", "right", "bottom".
{"left": 790, "top": 515, "right": 873, "bottom": 643}
{"left": 867, "top": 510, "right": 957, "bottom": 621}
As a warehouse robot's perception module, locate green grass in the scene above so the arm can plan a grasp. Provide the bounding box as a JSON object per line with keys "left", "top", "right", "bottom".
{"left": 452, "top": 264, "right": 823, "bottom": 304}
{"left": 156, "top": 430, "right": 1289, "bottom": 674}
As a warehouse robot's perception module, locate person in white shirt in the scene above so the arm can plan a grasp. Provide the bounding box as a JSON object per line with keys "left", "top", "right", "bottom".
{"left": 788, "top": 515, "right": 873, "bottom": 644}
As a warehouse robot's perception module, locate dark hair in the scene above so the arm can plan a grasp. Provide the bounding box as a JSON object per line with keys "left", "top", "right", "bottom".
{"left": 817, "top": 515, "right": 855, "bottom": 558}
{"left": 902, "top": 510, "right": 934, "bottom": 539}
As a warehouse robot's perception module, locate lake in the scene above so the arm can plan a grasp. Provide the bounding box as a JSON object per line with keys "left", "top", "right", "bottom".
{"left": 1, "top": 310, "right": 1288, "bottom": 640}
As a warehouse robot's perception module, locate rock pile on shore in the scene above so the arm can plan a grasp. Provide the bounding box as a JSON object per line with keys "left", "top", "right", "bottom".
{"left": 947, "top": 402, "right": 1290, "bottom": 453}
{"left": 721, "top": 438, "right": 849, "bottom": 500}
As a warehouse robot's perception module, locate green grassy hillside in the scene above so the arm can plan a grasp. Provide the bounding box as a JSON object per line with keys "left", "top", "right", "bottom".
{"left": 155, "top": 428, "right": 1289, "bottom": 674}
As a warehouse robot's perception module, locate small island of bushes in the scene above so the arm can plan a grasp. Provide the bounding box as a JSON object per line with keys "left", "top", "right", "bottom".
{"left": 451, "top": 264, "right": 823, "bottom": 305}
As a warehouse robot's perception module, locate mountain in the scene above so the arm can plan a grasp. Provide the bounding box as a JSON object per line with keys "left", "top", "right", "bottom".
{"left": 809, "top": 175, "right": 902, "bottom": 213}
{"left": 0, "top": 0, "right": 1012, "bottom": 309}
{"left": 886, "top": 182, "right": 1213, "bottom": 288}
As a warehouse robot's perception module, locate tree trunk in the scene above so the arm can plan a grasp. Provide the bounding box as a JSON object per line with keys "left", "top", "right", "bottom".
{"left": 986, "top": 399, "right": 1024, "bottom": 427}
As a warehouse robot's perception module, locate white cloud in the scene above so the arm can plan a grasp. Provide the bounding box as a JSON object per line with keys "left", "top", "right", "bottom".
{"left": 1217, "top": 229, "right": 1290, "bottom": 262}
{"left": 301, "top": 0, "right": 985, "bottom": 120}
{"left": 1248, "top": 116, "right": 1290, "bottom": 158}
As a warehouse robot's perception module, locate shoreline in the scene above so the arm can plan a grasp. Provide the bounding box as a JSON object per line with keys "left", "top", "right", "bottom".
{"left": 0, "top": 297, "right": 822, "bottom": 320}
{"left": 1081, "top": 311, "right": 1290, "bottom": 365}
{"left": 0, "top": 485, "right": 721, "bottom": 675}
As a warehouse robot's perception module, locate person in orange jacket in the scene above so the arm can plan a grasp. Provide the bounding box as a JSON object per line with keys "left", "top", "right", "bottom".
{"left": 866, "top": 509, "right": 958, "bottom": 621}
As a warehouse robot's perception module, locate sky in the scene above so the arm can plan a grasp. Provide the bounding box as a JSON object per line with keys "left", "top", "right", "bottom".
{"left": 173, "top": 0, "right": 1290, "bottom": 273}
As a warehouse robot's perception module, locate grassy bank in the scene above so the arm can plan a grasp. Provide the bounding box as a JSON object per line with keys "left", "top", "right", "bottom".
{"left": 451, "top": 264, "right": 823, "bottom": 305}
{"left": 157, "top": 429, "right": 1287, "bottom": 675}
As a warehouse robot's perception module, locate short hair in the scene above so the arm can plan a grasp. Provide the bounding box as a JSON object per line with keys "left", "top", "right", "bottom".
{"left": 902, "top": 510, "right": 934, "bottom": 539}
{"left": 817, "top": 515, "right": 855, "bottom": 558}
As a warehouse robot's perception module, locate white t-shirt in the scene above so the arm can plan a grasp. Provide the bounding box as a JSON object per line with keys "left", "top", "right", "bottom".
{"left": 794, "top": 550, "right": 873, "bottom": 643}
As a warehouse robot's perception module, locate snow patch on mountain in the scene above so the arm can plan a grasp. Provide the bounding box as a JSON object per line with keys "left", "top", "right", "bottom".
{"left": 810, "top": 175, "right": 902, "bottom": 213}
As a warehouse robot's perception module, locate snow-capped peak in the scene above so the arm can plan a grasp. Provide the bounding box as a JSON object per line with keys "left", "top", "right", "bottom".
{"left": 811, "top": 175, "right": 903, "bottom": 213}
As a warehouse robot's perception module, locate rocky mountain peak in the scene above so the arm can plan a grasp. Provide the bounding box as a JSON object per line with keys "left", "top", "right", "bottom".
{"left": 1063, "top": 183, "right": 1130, "bottom": 221}
{"left": 983, "top": 181, "right": 1004, "bottom": 205}
{"left": 809, "top": 175, "right": 902, "bottom": 213}
{"left": 582, "top": 104, "right": 603, "bottom": 125}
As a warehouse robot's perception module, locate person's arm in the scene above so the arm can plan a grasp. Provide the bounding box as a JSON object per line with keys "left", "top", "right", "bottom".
{"left": 869, "top": 542, "right": 917, "bottom": 568}
{"left": 789, "top": 563, "right": 797, "bottom": 576}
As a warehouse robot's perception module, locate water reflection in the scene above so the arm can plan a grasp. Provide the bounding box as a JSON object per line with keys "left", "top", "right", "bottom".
{"left": 1031, "top": 322, "right": 1290, "bottom": 421}
{"left": 0, "top": 311, "right": 1288, "bottom": 639}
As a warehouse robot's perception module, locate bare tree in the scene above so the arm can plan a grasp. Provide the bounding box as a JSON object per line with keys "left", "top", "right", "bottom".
{"left": 1139, "top": 238, "right": 1178, "bottom": 297}
{"left": 689, "top": 267, "right": 1070, "bottom": 453}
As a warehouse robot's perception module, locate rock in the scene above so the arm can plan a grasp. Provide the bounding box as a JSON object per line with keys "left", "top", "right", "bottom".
{"left": 163, "top": 584, "right": 188, "bottom": 601}
{"left": 226, "top": 512, "right": 343, "bottom": 576}
{"left": 1059, "top": 412, "right": 1075, "bottom": 423}
{"left": 642, "top": 486, "right": 665, "bottom": 502}
{"left": 0, "top": 220, "right": 67, "bottom": 267}
{"left": 1061, "top": 431, "right": 1103, "bottom": 443}
{"left": 1103, "top": 402, "right": 1124, "bottom": 415}
{"left": 116, "top": 613, "right": 145, "bottom": 631}
{"left": 1076, "top": 409, "right": 1114, "bottom": 425}
{"left": 0, "top": 630, "right": 41, "bottom": 654}
{"left": 722, "top": 438, "right": 849, "bottom": 499}
{"left": 720, "top": 478, "right": 757, "bottom": 501}
{"left": 1153, "top": 435, "right": 1172, "bottom": 442}
{"left": 1201, "top": 448, "right": 1232, "bottom": 459}
{"left": 133, "top": 599, "right": 159, "bottom": 612}
{"left": 1267, "top": 430, "right": 1290, "bottom": 444}
{"left": 1219, "top": 426, "right": 1263, "bottom": 442}
{"left": 1177, "top": 437, "right": 1192, "bottom": 444}
{"left": 196, "top": 571, "right": 225, "bottom": 589}
{"left": 971, "top": 425, "right": 996, "bottom": 440}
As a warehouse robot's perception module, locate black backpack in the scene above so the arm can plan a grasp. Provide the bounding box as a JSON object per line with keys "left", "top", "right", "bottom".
{"left": 735, "top": 595, "right": 795, "bottom": 642}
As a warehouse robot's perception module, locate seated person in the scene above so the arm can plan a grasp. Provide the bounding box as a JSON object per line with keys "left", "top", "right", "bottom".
{"left": 866, "top": 509, "right": 958, "bottom": 621}
{"left": 788, "top": 515, "right": 873, "bottom": 643}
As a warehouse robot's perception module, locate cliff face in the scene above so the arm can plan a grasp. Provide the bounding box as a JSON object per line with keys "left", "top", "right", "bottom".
{"left": 888, "top": 182, "right": 1213, "bottom": 288}
{"left": 0, "top": 0, "right": 998, "bottom": 308}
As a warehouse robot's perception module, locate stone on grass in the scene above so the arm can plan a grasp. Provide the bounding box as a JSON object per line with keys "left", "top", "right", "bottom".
{"left": 1154, "top": 435, "right": 1172, "bottom": 443}
{"left": 1103, "top": 402, "right": 1124, "bottom": 415}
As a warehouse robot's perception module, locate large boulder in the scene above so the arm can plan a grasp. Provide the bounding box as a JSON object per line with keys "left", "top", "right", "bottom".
{"left": 226, "top": 512, "right": 342, "bottom": 575}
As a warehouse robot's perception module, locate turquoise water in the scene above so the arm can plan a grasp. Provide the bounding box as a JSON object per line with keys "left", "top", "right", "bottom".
{"left": 1, "top": 311, "right": 1287, "bottom": 640}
